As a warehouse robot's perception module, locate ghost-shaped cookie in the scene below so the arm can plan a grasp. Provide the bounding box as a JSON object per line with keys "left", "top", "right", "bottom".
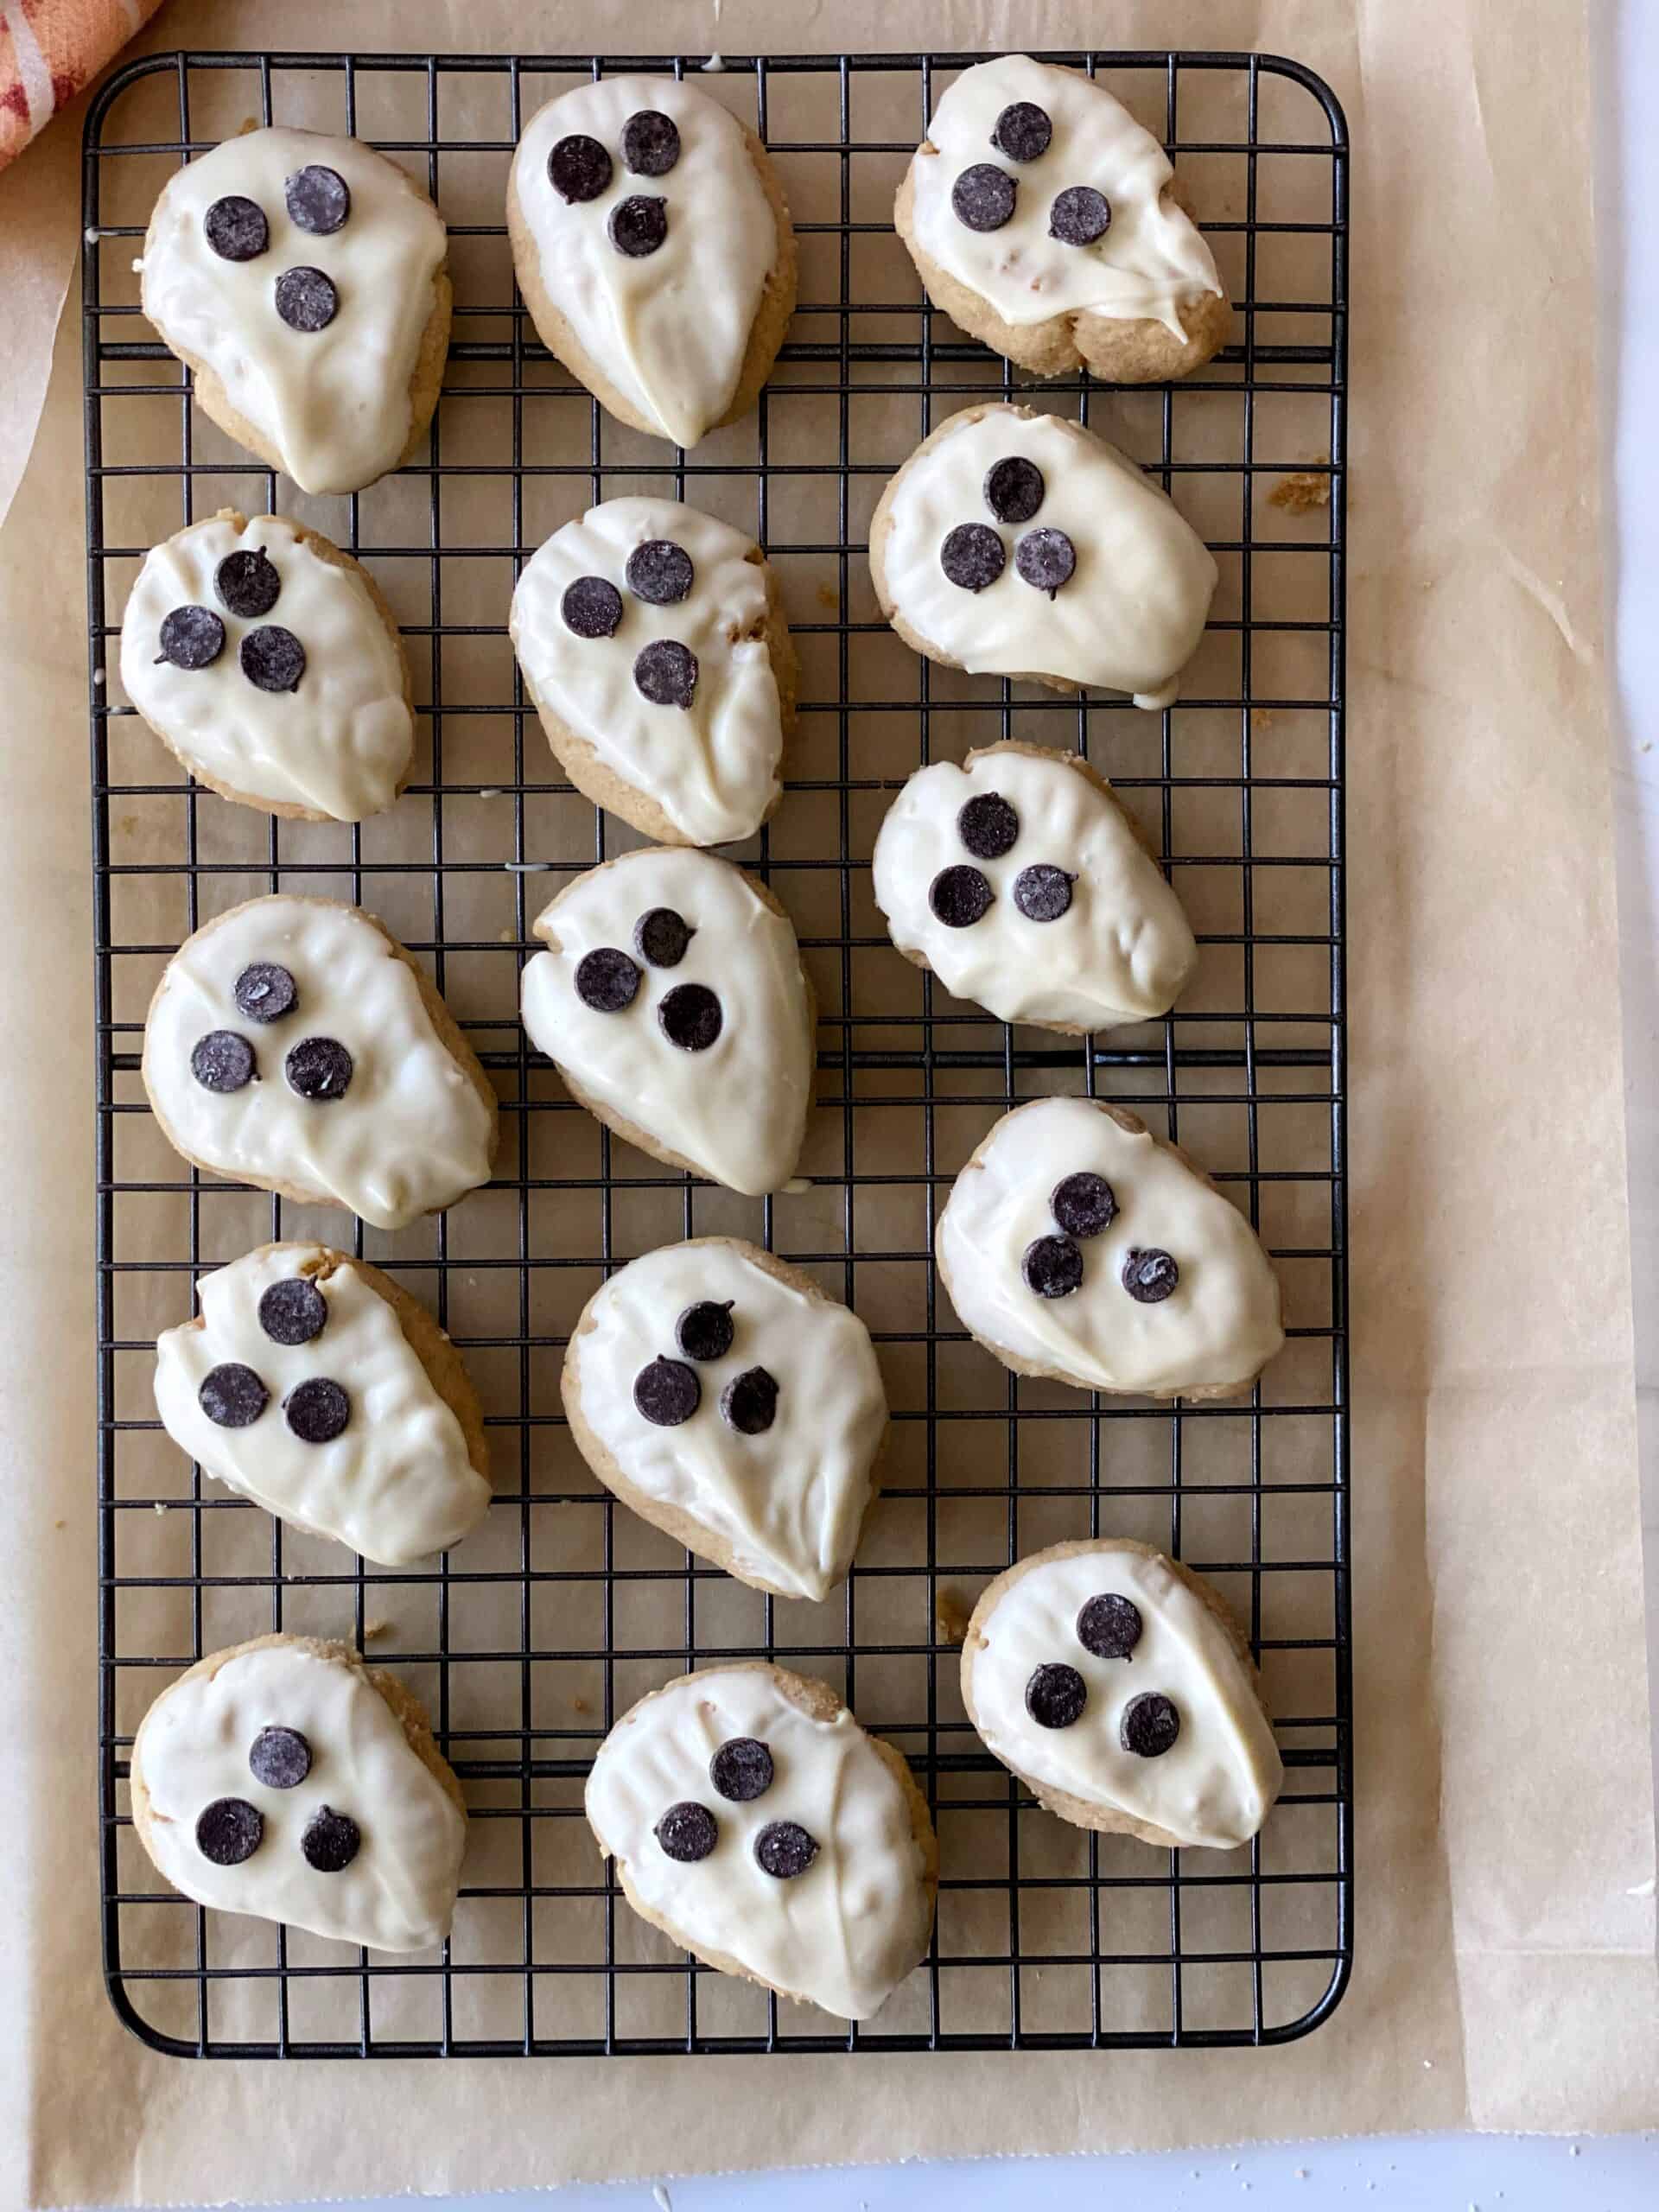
{"left": 510, "top": 497, "right": 797, "bottom": 847}
{"left": 873, "top": 741, "right": 1198, "bottom": 1033}
{"left": 155, "top": 1243, "right": 492, "bottom": 1567}
{"left": 962, "top": 1539, "right": 1284, "bottom": 1850}
{"left": 119, "top": 511, "right": 414, "bottom": 823}
{"left": 139, "top": 126, "right": 450, "bottom": 496}
{"left": 586, "top": 1663, "right": 937, "bottom": 2018}
{"left": 562, "top": 1238, "right": 886, "bottom": 1601}
{"left": 870, "top": 403, "right": 1217, "bottom": 707}
{"left": 130, "top": 1634, "right": 467, "bottom": 1950}
{"left": 507, "top": 74, "right": 796, "bottom": 448}
{"left": 520, "top": 848, "right": 815, "bottom": 1197}
{"left": 936, "top": 1096, "right": 1284, "bottom": 1399}
{"left": 142, "top": 895, "right": 498, "bottom": 1232}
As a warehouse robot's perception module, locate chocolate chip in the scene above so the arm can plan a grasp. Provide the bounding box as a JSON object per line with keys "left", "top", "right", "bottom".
{"left": 608, "top": 194, "right": 668, "bottom": 257}
{"left": 1122, "top": 1248, "right": 1179, "bottom": 1304}
{"left": 284, "top": 1376, "right": 350, "bottom": 1444}
{"left": 1014, "top": 527, "right": 1077, "bottom": 601}
{"left": 562, "top": 575, "right": 624, "bottom": 639}
{"left": 992, "top": 99, "right": 1053, "bottom": 162}
{"left": 233, "top": 961, "right": 296, "bottom": 1024}
{"left": 928, "top": 863, "right": 994, "bottom": 929}
{"left": 633, "top": 906, "right": 694, "bottom": 969}
{"left": 240, "top": 625, "right": 307, "bottom": 694}
{"left": 257, "top": 1275, "right": 327, "bottom": 1346}
{"left": 709, "top": 1736, "right": 773, "bottom": 1803}
{"left": 1050, "top": 1170, "right": 1116, "bottom": 1240}
{"left": 274, "top": 264, "right": 339, "bottom": 333}
{"left": 622, "top": 110, "right": 681, "bottom": 178}
{"left": 190, "top": 1030, "right": 254, "bottom": 1093}
{"left": 753, "top": 1819, "right": 818, "bottom": 1879}
{"left": 548, "top": 133, "right": 612, "bottom": 203}
{"left": 199, "top": 1362, "right": 269, "bottom": 1428}
{"left": 957, "top": 791, "right": 1020, "bottom": 860}
{"left": 283, "top": 163, "right": 350, "bottom": 237}
{"left": 1120, "top": 1690, "right": 1179, "bottom": 1758}
{"left": 284, "top": 1035, "right": 353, "bottom": 1100}
{"left": 625, "top": 539, "right": 695, "bottom": 606}
{"left": 575, "top": 946, "right": 641, "bottom": 1014}
{"left": 676, "top": 1299, "right": 735, "bottom": 1363}
{"left": 633, "top": 1356, "right": 701, "bottom": 1427}
{"left": 249, "top": 1724, "right": 312, "bottom": 1789}
{"left": 1013, "top": 863, "right": 1074, "bottom": 923}
{"left": 1049, "top": 184, "right": 1112, "bottom": 246}
{"left": 301, "top": 1804, "right": 361, "bottom": 1872}
{"left": 1021, "top": 1234, "right": 1084, "bottom": 1300}
{"left": 203, "top": 195, "right": 268, "bottom": 263}
{"left": 1025, "top": 1662, "right": 1087, "bottom": 1730}
{"left": 214, "top": 549, "right": 282, "bottom": 620}
{"left": 939, "top": 522, "right": 1006, "bottom": 593}
{"left": 156, "top": 605, "right": 225, "bottom": 671}
{"left": 196, "top": 1796, "right": 264, "bottom": 1864}
{"left": 633, "top": 639, "right": 697, "bottom": 709}
{"left": 1077, "top": 1592, "right": 1143, "bottom": 1660}
{"left": 982, "top": 455, "right": 1046, "bottom": 525}
{"left": 720, "top": 1365, "right": 779, "bottom": 1435}
{"left": 951, "top": 162, "right": 1016, "bottom": 232}
{"left": 655, "top": 1800, "right": 718, "bottom": 1862}
{"left": 657, "top": 982, "right": 722, "bottom": 1052}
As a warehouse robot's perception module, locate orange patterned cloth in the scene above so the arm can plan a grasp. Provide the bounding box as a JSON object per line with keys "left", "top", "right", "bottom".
{"left": 0, "top": 0, "right": 166, "bottom": 171}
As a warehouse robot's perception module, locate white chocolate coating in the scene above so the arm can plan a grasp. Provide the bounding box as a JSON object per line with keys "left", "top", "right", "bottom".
{"left": 510, "top": 499, "right": 784, "bottom": 846}
{"left": 155, "top": 1244, "right": 490, "bottom": 1567}
{"left": 877, "top": 405, "right": 1217, "bottom": 705}
{"left": 119, "top": 513, "right": 413, "bottom": 823}
{"left": 966, "top": 1544, "right": 1283, "bottom": 1849}
{"left": 511, "top": 76, "right": 777, "bottom": 448}
{"left": 143, "top": 897, "right": 496, "bottom": 1232}
{"left": 133, "top": 1641, "right": 467, "bottom": 1951}
{"left": 140, "top": 127, "right": 447, "bottom": 496}
{"left": 873, "top": 745, "right": 1198, "bottom": 1031}
{"left": 586, "top": 1668, "right": 932, "bottom": 2018}
{"left": 936, "top": 1096, "right": 1284, "bottom": 1397}
{"left": 909, "top": 56, "right": 1223, "bottom": 338}
{"left": 564, "top": 1239, "right": 885, "bottom": 1601}
{"left": 521, "top": 849, "right": 814, "bottom": 1197}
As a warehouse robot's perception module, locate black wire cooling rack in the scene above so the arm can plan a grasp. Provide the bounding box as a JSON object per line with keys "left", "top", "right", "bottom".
{"left": 83, "top": 46, "right": 1351, "bottom": 2059}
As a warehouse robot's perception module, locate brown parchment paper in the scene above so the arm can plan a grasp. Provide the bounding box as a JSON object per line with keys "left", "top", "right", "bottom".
{"left": 1, "top": 2, "right": 1654, "bottom": 2202}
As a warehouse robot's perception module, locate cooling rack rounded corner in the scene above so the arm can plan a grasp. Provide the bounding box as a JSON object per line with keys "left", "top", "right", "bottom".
{"left": 104, "top": 1961, "right": 206, "bottom": 2060}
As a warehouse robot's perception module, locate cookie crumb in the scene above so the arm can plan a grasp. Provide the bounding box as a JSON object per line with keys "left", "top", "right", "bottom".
{"left": 935, "top": 1590, "right": 972, "bottom": 1644}
{"left": 572, "top": 1695, "right": 588, "bottom": 1713}
{"left": 54, "top": 1517, "right": 66, "bottom": 1530}
{"left": 154, "top": 1501, "right": 168, "bottom": 1515}
{"left": 816, "top": 582, "right": 840, "bottom": 611}
{"left": 1268, "top": 470, "right": 1332, "bottom": 514}
{"left": 361, "top": 1618, "right": 391, "bottom": 1642}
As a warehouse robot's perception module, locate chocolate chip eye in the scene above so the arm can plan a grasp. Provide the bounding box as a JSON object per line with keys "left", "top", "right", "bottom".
{"left": 257, "top": 1275, "right": 327, "bottom": 1346}
{"left": 199, "top": 1361, "right": 269, "bottom": 1428}
{"left": 214, "top": 549, "right": 282, "bottom": 619}
{"left": 952, "top": 162, "right": 1016, "bottom": 232}
{"left": 274, "top": 264, "right": 339, "bottom": 333}
{"left": 957, "top": 791, "right": 1020, "bottom": 860}
{"left": 656, "top": 1801, "right": 718, "bottom": 1861}
{"left": 249, "top": 1724, "right": 312, "bottom": 1789}
{"left": 1021, "top": 1234, "right": 1084, "bottom": 1300}
{"left": 1122, "top": 1248, "right": 1179, "bottom": 1304}
{"left": 939, "top": 522, "right": 1006, "bottom": 593}
{"left": 191, "top": 1029, "right": 255, "bottom": 1093}
{"left": 625, "top": 539, "right": 695, "bottom": 606}
{"left": 633, "top": 1355, "right": 701, "bottom": 1427}
{"left": 753, "top": 1819, "right": 818, "bottom": 1879}
{"left": 622, "top": 110, "right": 681, "bottom": 177}
{"left": 285, "top": 1035, "right": 353, "bottom": 1100}
{"left": 240, "top": 625, "right": 306, "bottom": 693}
{"left": 283, "top": 163, "right": 350, "bottom": 237}
{"left": 562, "top": 575, "right": 624, "bottom": 639}
{"left": 283, "top": 1376, "right": 350, "bottom": 1444}
{"left": 196, "top": 1796, "right": 264, "bottom": 1864}
{"left": 301, "top": 1804, "right": 361, "bottom": 1872}
{"left": 156, "top": 605, "right": 226, "bottom": 671}
{"left": 982, "top": 455, "right": 1046, "bottom": 525}
{"left": 1077, "top": 1592, "right": 1143, "bottom": 1660}
{"left": 928, "top": 863, "right": 994, "bottom": 929}
{"left": 608, "top": 194, "right": 668, "bottom": 257}
{"left": 1049, "top": 185, "right": 1112, "bottom": 245}
{"left": 632, "top": 639, "right": 698, "bottom": 709}
{"left": 1120, "top": 1690, "right": 1179, "bottom": 1758}
{"left": 203, "top": 195, "right": 268, "bottom": 262}
{"left": 709, "top": 1736, "right": 773, "bottom": 1802}
{"left": 549, "top": 133, "right": 612, "bottom": 203}
{"left": 233, "top": 961, "right": 296, "bottom": 1024}
{"left": 1013, "top": 863, "right": 1074, "bottom": 923}
{"left": 1014, "top": 527, "right": 1077, "bottom": 598}
{"left": 1025, "top": 1662, "right": 1087, "bottom": 1730}
{"left": 575, "top": 945, "right": 641, "bottom": 1014}
{"left": 633, "top": 906, "right": 694, "bottom": 969}
{"left": 676, "top": 1299, "right": 735, "bottom": 1363}
{"left": 990, "top": 101, "right": 1052, "bottom": 164}
{"left": 1050, "top": 1170, "right": 1116, "bottom": 1239}
{"left": 720, "top": 1365, "right": 779, "bottom": 1435}
{"left": 657, "top": 982, "right": 722, "bottom": 1052}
